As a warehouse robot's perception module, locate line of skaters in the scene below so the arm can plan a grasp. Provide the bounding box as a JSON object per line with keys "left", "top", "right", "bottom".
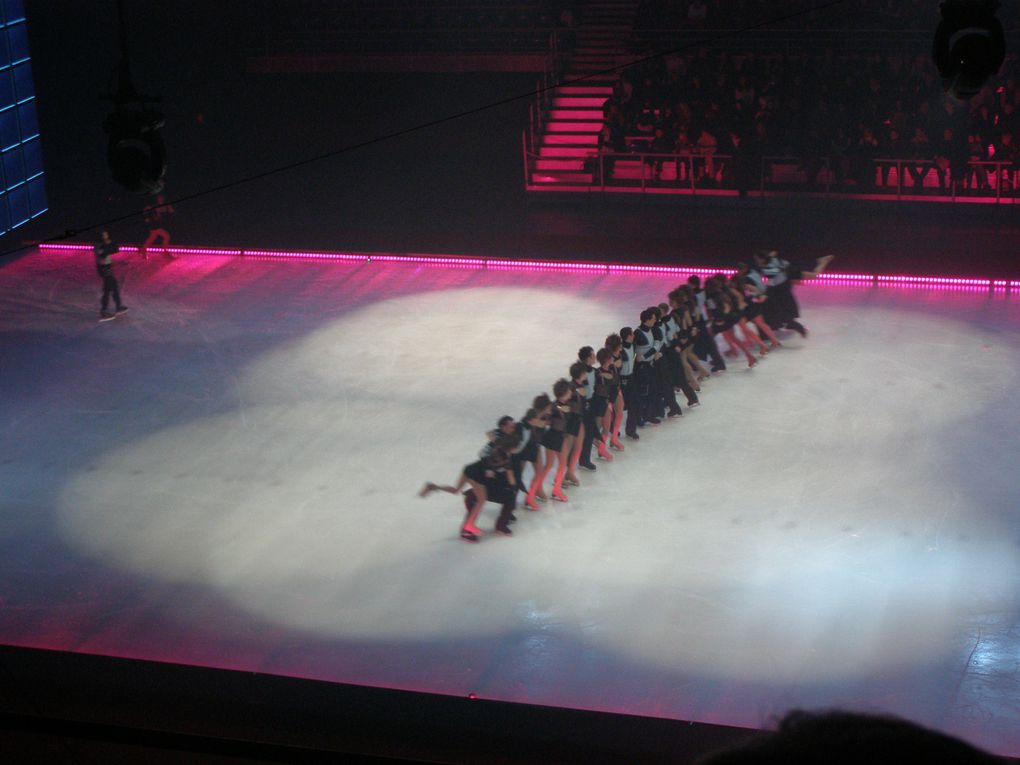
{"left": 421, "top": 251, "right": 835, "bottom": 541}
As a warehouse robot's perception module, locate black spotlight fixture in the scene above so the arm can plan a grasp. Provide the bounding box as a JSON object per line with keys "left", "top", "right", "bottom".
{"left": 933, "top": 0, "right": 1006, "bottom": 101}
{"left": 102, "top": 0, "right": 166, "bottom": 195}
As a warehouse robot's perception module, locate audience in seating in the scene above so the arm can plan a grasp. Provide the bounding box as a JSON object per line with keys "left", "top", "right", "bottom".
{"left": 596, "top": 45, "right": 1020, "bottom": 194}
{"left": 695, "top": 710, "right": 1006, "bottom": 765}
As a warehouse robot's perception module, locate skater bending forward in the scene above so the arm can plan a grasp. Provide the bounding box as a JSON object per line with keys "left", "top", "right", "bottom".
{"left": 420, "top": 435, "right": 518, "bottom": 541}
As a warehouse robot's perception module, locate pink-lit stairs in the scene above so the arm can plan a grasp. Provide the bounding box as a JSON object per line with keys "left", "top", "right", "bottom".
{"left": 529, "top": 1, "right": 637, "bottom": 187}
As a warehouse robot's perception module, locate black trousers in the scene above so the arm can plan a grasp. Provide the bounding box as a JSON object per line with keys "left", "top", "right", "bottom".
{"left": 99, "top": 268, "right": 122, "bottom": 311}
{"left": 580, "top": 407, "right": 601, "bottom": 464}
{"left": 634, "top": 363, "right": 653, "bottom": 425}
{"left": 669, "top": 348, "right": 698, "bottom": 406}
{"left": 510, "top": 454, "right": 526, "bottom": 495}
{"left": 656, "top": 358, "right": 682, "bottom": 415}
{"left": 620, "top": 375, "right": 640, "bottom": 435}
{"left": 693, "top": 324, "right": 725, "bottom": 371}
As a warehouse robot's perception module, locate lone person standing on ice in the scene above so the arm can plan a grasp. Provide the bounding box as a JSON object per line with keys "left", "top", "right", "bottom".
{"left": 95, "top": 230, "right": 128, "bottom": 322}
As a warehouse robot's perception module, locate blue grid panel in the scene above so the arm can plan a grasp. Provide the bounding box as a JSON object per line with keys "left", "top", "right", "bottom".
{"left": 6, "top": 19, "right": 27, "bottom": 62}
{"left": 0, "top": 8, "right": 45, "bottom": 236}
{"left": 22, "top": 134, "right": 40, "bottom": 175}
{"left": 13, "top": 60, "right": 32, "bottom": 99}
{"left": 3, "top": 145, "right": 24, "bottom": 185}
{"left": 7, "top": 182, "right": 27, "bottom": 226}
{"left": 18, "top": 100, "right": 37, "bottom": 135}
{"left": 4, "top": 0, "right": 26, "bottom": 25}
{"left": 27, "top": 173, "right": 43, "bottom": 211}
{"left": 0, "top": 106, "right": 16, "bottom": 149}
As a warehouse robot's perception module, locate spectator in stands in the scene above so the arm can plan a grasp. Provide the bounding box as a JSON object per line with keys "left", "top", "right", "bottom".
{"left": 648, "top": 126, "right": 674, "bottom": 182}
{"left": 906, "top": 125, "right": 932, "bottom": 192}
{"left": 728, "top": 127, "right": 752, "bottom": 196}
{"left": 879, "top": 126, "right": 908, "bottom": 188}
{"left": 965, "top": 132, "right": 992, "bottom": 193}
{"left": 993, "top": 130, "right": 1020, "bottom": 192}
{"left": 694, "top": 125, "right": 719, "bottom": 185}
{"left": 695, "top": 709, "right": 1003, "bottom": 765}
{"left": 635, "top": 100, "right": 658, "bottom": 142}
{"left": 853, "top": 126, "right": 880, "bottom": 188}
{"left": 596, "top": 118, "right": 627, "bottom": 182}
{"left": 997, "top": 100, "right": 1018, "bottom": 139}
{"left": 687, "top": 0, "right": 708, "bottom": 28}
{"left": 934, "top": 127, "right": 957, "bottom": 193}
{"left": 827, "top": 126, "right": 851, "bottom": 187}
{"left": 734, "top": 74, "right": 756, "bottom": 111}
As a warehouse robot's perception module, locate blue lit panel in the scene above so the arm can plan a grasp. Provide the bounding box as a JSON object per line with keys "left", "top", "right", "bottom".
{"left": 0, "top": 1, "right": 46, "bottom": 236}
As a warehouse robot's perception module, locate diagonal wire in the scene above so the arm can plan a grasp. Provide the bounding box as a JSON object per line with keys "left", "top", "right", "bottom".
{"left": 2, "top": 0, "right": 848, "bottom": 260}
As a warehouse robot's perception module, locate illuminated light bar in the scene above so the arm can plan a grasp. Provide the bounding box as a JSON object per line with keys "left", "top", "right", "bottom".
{"left": 245, "top": 249, "right": 366, "bottom": 261}
{"left": 607, "top": 264, "right": 736, "bottom": 276}
{"left": 876, "top": 275, "right": 992, "bottom": 285}
{"left": 815, "top": 272, "right": 874, "bottom": 282}
{"left": 36, "top": 244, "right": 1018, "bottom": 290}
{"left": 372, "top": 254, "right": 487, "bottom": 266}
{"left": 164, "top": 247, "right": 242, "bottom": 257}
{"left": 486, "top": 259, "right": 608, "bottom": 272}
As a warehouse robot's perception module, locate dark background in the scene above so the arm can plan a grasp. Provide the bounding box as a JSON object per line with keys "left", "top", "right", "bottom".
{"left": 14, "top": 0, "right": 1020, "bottom": 276}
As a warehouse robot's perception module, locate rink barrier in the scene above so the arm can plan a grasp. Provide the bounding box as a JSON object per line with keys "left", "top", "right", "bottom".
{"left": 38, "top": 243, "right": 1019, "bottom": 291}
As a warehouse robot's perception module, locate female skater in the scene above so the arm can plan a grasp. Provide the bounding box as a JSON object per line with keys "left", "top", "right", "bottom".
{"left": 602, "top": 333, "right": 626, "bottom": 451}
{"left": 526, "top": 378, "right": 573, "bottom": 506}
{"left": 723, "top": 278, "right": 772, "bottom": 356}
{"left": 516, "top": 394, "right": 553, "bottom": 508}
{"left": 664, "top": 295, "right": 700, "bottom": 407}
{"left": 419, "top": 435, "right": 518, "bottom": 541}
{"left": 589, "top": 348, "right": 618, "bottom": 460}
{"left": 706, "top": 278, "right": 758, "bottom": 368}
{"left": 566, "top": 361, "right": 592, "bottom": 480}
{"left": 676, "top": 286, "right": 711, "bottom": 386}
{"left": 732, "top": 267, "right": 782, "bottom": 349}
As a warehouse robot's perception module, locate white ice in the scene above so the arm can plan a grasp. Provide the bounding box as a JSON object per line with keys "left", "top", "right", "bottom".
{"left": 2, "top": 251, "right": 1020, "bottom": 756}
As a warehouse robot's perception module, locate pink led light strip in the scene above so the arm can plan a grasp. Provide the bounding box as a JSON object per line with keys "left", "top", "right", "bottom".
{"left": 37, "top": 244, "right": 1019, "bottom": 290}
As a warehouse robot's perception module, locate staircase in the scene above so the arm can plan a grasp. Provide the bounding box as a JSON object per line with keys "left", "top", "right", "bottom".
{"left": 528, "top": 1, "right": 638, "bottom": 187}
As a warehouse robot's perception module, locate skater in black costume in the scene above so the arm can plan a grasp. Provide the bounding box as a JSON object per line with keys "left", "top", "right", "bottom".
{"left": 721, "top": 279, "right": 771, "bottom": 357}
{"left": 667, "top": 290, "right": 702, "bottom": 406}
{"left": 420, "top": 435, "right": 518, "bottom": 541}
{"left": 565, "top": 361, "right": 590, "bottom": 483}
{"left": 601, "top": 333, "right": 626, "bottom": 451}
{"left": 732, "top": 267, "right": 782, "bottom": 349}
{"left": 676, "top": 286, "right": 711, "bottom": 389}
{"left": 94, "top": 231, "right": 129, "bottom": 321}
{"left": 516, "top": 395, "right": 553, "bottom": 511}
{"left": 752, "top": 250, "right": 835, "bottom": 337}
{"left": 633, "top": 309, "right": 662, "bottom": 427}
{"left": 527, "top": 378, "right": 573, "bottom": 506}
{"left": 618, "top": 327, "right": 641, "bottom": 440}
{"left": 706, "top": 276, "right": 758, "bottom": 368}
{"left": 577, "top": 346, "right": 615, "bottom": 470}
{"left": 687, "top": 275, "right": 726, "bottom": 373}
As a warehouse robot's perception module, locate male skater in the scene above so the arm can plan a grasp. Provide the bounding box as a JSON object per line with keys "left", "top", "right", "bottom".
{"left": 95, "top": 230, "right": 128, "bottom": 321}
{"left": 687, "top": 275, "right": 726, "bottom": 373}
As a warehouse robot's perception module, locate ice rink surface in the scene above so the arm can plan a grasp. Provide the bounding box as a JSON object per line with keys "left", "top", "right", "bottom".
{"left": 2, "top": 249, "right": 1020, "bottom": 756}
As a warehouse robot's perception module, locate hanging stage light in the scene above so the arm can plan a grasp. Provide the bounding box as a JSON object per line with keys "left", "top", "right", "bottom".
{"left": 933, "top": 0, "right": 1006, "bottom": 101}
{"left": 102, "top": 0, "right": 167, "bottom": 195}
{"left": 104, "top": 106, "right": 166, "bottom": 195}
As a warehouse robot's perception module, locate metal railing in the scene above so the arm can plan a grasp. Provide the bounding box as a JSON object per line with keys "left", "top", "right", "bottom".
{"left": 527, "top": 29, "right": 571, "bottom": 157}
{"left": 525, "top": 146, "right": 1020, "bottom": 203}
